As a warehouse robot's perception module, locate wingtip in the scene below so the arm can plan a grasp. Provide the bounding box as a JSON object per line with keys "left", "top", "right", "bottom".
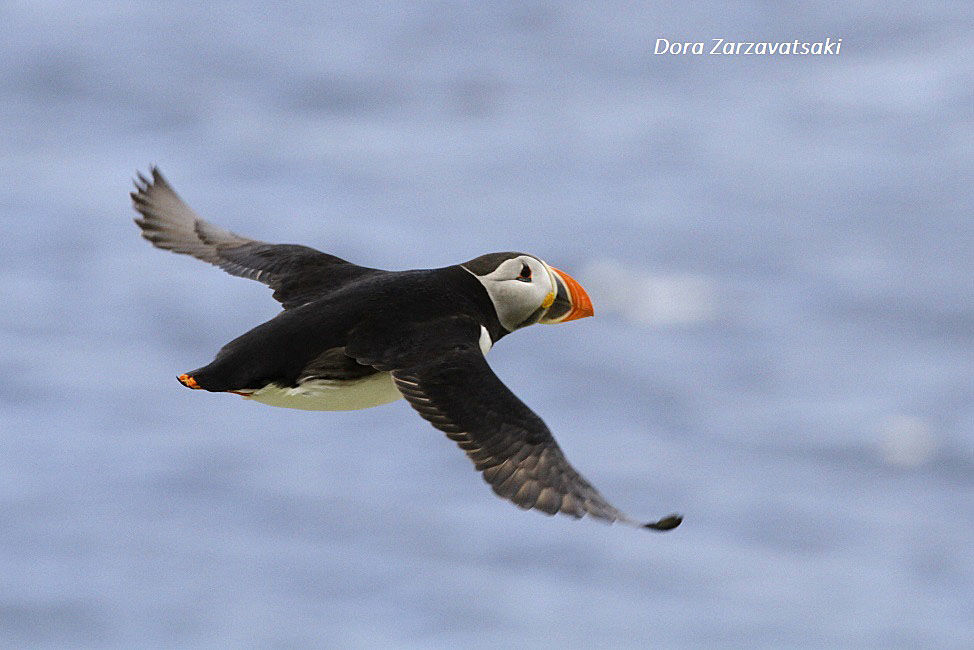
{"left": 133, "top": 165, "right": 164, "bottom": 188}
{"left": 643, "top": 514, "right": 683, "bottom": 531}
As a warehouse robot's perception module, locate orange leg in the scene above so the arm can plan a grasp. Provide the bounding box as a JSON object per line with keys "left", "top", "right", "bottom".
{"left": 177, "top": 374, "right": 201, "bottom": 389}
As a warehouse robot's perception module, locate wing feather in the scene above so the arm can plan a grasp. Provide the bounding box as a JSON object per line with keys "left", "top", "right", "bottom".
{"left": 360, "top": 320, "right": 681, "bottom": 530}
{"left": 131, "top": 167, "right": 378, "bottom": 308}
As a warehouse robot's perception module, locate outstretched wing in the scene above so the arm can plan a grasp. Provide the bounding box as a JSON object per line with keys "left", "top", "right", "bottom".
{"left": 131, "top": 167, "right": 379, "bottom": 309}
{"left": 347, "top": 316, "right": 681, "bottom": 530}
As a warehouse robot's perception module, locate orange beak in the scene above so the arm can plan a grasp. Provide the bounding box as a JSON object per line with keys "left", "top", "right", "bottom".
{"left": 549, "top": 267, "right": 594, "bottom": 321}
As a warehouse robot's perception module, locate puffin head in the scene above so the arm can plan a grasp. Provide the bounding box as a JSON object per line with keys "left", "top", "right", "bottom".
{"left": 462, "top": 252, "right": 594, "bottom": 332}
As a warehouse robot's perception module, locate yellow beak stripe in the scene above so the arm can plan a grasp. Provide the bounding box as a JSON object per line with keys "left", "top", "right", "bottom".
{"left": 541, "top": 291, "right": 555, "bottom": 309}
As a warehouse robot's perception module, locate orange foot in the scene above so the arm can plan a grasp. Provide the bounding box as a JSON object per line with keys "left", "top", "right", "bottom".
{"left": 178, "top": 374, "right": 201, "bottom": 389}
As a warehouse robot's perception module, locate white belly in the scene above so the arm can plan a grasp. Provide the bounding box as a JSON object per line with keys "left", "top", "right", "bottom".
{"left": 242, "top": 372, "right": 402, "bottom": 411}
{"left": 236, "top": 327, "right": 492, "bottom": 412}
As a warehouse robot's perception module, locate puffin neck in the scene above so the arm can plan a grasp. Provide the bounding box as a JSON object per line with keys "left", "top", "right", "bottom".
{"left": 451, "top": 265, "right": 510, "bottom": 343}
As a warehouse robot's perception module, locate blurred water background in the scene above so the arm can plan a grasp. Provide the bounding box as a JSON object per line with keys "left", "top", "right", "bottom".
{"left": 1, "top": 1, "right": 971, "bottom": 647}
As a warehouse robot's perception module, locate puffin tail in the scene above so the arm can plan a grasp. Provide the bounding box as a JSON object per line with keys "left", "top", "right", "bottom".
{"left": 177, "top": 373, "right": 202, "bottom": 389}
{"left": 176, "top": 361, "right": 249, "bottom": 393}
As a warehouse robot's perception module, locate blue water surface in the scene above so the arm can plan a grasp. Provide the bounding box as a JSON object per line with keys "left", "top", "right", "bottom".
{"left": 1, "top": 2, "right": 971, "bottom": 647}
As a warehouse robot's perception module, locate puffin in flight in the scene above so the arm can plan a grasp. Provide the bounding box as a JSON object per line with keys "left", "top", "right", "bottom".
{"left": 131, "top": 167, "right": 681, "bottom": 532}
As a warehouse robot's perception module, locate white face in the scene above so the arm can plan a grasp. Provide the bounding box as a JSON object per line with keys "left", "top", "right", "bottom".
{"left": 468, "top": 255, "right": 559, "bottom": 331}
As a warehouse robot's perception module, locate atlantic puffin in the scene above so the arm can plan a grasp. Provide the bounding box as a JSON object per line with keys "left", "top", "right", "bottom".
{"left": 131, "top": 167, "right": 681, "bottom": 531}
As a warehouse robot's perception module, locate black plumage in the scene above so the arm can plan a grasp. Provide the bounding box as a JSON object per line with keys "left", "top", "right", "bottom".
{"left": 131, "top": 167, "right": 681, "bottom": 531}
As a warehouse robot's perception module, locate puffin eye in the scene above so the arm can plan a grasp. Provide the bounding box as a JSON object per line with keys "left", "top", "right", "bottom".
{"left": 516, "top": 263, "right": 532, "bottom": 282}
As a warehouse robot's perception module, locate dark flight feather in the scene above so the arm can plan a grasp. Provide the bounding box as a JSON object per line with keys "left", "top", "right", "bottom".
{"left": 131, "top": 167, "right": 378, "bottom": 308}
